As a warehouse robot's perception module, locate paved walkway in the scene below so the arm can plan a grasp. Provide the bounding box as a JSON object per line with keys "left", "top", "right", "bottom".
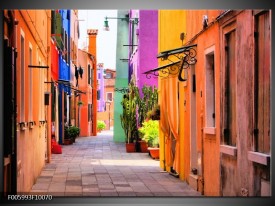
{"left": 30, "top": 130, "right": 201, "bottom": 197}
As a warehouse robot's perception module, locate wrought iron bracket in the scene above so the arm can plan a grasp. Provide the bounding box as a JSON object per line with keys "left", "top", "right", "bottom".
{"left": 143, "top": 44, "right": 197, "bottom": 81}
{"left": 115, "top": 87, "right": 129, "bottom": 94}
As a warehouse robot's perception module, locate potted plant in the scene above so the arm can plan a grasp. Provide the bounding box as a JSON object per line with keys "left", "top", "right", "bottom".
{"left": 97, "top": 120, "right": 106, "bottom": 132}
{"left": 138, "top": 120, "right": 159, "bottom": 159}
{"left": 147, "top": 104, "right": 160, "bottom": 120}
{"left": 134, "top": 85, "right": 158, "bottom": 152}
{"left": 64, "top": 126, "right": 73, "bottom": 145}
{"left": 138, "top": 128, "right": 148, "bottom": 153}
{"left": 120, "top": 76, "right": 139, "bottom": 152}
{"left": 77, "top": 101, "right": 84, "bottom": 106}
{"left": 136, "top": 85, "right": 158, "bottom": 127}
{"left": 64, "top": 125, "right": 80, "bottom": 144}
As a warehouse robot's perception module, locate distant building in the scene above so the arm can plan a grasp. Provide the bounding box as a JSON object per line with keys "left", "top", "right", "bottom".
{"left": 97, "top": 67, "right": 116, "bottom": 130}
{"left": 77, "top": 29, "right": 98, "bottom": 137}
{"left": 97, "top": 63, "right": 105, "bottom": 112}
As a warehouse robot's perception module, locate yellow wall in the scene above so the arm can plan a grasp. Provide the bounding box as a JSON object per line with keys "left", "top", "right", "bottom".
{"left": 158, "top": 10, "right": 187, "bottom": 179}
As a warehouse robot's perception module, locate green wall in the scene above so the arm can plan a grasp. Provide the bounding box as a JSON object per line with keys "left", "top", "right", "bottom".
{"left": 113, "top": 10, "right": 129, "bottom": 142}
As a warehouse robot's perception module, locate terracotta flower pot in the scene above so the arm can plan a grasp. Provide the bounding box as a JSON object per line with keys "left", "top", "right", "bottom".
{"left": 125, "top": 143, "right": 136, "bottom": 153}
{"left": 63, "top": 138, "right": 73, "bottom": 145}
{"left": 139, "top": 141, "right": 148, "bottom": 153}
{"left": 148, "top": 147, "right": 159, "bottom": 159}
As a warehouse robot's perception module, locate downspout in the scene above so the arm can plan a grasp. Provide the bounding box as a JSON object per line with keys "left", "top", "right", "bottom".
{"left": 200, "top": 111, "right": 205, "bottom": 194}
{"left": 68, "top": 11, "right": 71, "bottom": 126}
{"left": 92, "top": 57, "right": 97, "bottom": 136}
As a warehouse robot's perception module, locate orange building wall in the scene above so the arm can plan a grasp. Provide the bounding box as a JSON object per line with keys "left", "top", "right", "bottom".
{"left": 185, "top": 10, "right": 223, "bottom": 43}
{"left": 78, "top": 49, "right": 94, "bottom": 137}
{"left": 158, "top": 10, "right": 222, "bottom": 195}
{"left": 185, "top": 10, "right": 222, "bottom": 196}
{"left": 97, "top": 86, "right": 115, "bottom": 130}
{"left": 218, "top": 10, "right": 270, "bottom": 197}
{"left": 14, "top": 10, "right": 51, "bottom": 193}
{"left": 88, "top": 29, "right": 98, "bottom": 136}
{"left": 196, "top": 25, "right": 221, "bottom": 196}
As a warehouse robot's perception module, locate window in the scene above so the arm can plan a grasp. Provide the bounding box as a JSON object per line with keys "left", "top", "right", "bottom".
{"left": 88, "top": 104, "right": 92, "bottom": 121}
{"left": 60, "top": 27, "right": 64, "bottom": 50}
{"left": 20, "top": 30, "right": 25, "bottom": 122}
{"left": 223, "top": 29, "right": 236, "bottom": 146}
{"left": 254, "top": 11, "right": 270, "bottom": 154}
{"left": 91, "top": 65, "right": 94, "bottom": 86}
{"left": 105, "top": 72, "right": 113, "bottom": 79}
{"left": 51, "top": 83, "right": 56, "bottom": 121}
{"left": 29, "top": 43, "right": 33, "bottom": 120}
{"left": 38, "top": 57, "right": 42, "bottom": 120}
{"left": 65, "top": 30, "right": 68, "bottom": 62}
{"left": 205, "top": 48, "right": 215, "bottom": 128}
{"left": 88, "top": 64, "right": 91, "bottom": 84}
{"left": 97, "top": 90, "right": 100, "bottom": 100}
{"left": 106, "top": 92, "right": 113, "bottom": 102}
{"left": 88, "top": 64, "right": 93, "bottom": 85}
{"left": 70, "top": 38, "right": 74, "bottom": 60}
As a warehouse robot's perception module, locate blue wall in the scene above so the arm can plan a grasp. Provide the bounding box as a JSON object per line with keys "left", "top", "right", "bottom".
{"left": 58, "top": 9, "right": 71, "bottom": 144}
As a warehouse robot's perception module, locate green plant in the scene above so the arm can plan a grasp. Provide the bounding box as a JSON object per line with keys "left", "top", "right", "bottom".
{"left": 136, "top": 85, "right": 158, "bottom": 126}
{"left": 147, "top": 104, "right": 160, "bottom": 120}
{"left": 97, "top": 120, "right": 106, "bottom": 131}
{"left": 120, "top": 75, "right": 139, "bottom": 144}
{"left": 65, "top": 126, "right": 80, "bottom": 141}
{"left": 77, "top": 101, "right": 83, "bottom": 106}
{"left": 138, "top": 120, "right": 159, "bottom": 147}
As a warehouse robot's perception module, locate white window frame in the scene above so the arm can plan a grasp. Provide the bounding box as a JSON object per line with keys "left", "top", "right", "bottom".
{"left": 204, "top": 45, "right": 216, "bottom": 131}
{"left": 106, "top": 92, "right": 113, "bottom": 102}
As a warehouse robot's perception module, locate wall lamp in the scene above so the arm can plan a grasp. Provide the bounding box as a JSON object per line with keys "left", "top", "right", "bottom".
{"left": 103, "top": 15, "right": 139, "bottom": 31}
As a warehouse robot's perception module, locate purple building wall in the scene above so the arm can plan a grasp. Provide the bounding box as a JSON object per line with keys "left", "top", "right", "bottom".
{"left": 97, "top": 64, "right": 105, "bottom": 112}
{"left": 129, "top": 10, "right": 158, "bottom": 91}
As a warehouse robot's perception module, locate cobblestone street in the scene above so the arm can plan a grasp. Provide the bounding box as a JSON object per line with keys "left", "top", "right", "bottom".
{"left": 30, "top": 130, "right": 201, "bottom": 197}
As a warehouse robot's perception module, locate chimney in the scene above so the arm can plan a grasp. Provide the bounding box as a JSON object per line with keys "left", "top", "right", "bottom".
{"left": 87, "top": 29, "right": 98, "bottom": 57}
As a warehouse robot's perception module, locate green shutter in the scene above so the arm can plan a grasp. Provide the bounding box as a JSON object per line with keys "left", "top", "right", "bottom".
{"left": 55, "top": 12, "right": 63, "bottom": 50}
{"left": 97, "top": 90, "right": 100, "bottom": 100}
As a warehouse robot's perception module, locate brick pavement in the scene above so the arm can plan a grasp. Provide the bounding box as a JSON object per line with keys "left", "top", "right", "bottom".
{"left": 30, "top": 130, "right": 201, "bottom": 197}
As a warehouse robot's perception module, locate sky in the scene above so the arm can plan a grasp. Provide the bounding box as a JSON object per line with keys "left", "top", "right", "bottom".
{"left": 78, "top": 10, "right": 118, "bottom": 70}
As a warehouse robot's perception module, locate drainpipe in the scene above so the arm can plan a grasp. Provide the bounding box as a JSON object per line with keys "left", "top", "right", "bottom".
{"left": 200, "top": 113, "right": 205, "bottom": 195}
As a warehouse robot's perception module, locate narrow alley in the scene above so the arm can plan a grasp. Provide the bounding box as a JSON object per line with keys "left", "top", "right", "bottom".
{"left": 2, "top": 9, "right": 271, "bottom": 198}
{"left": 29, "top": 130, "right": 201, "bottom": 197}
